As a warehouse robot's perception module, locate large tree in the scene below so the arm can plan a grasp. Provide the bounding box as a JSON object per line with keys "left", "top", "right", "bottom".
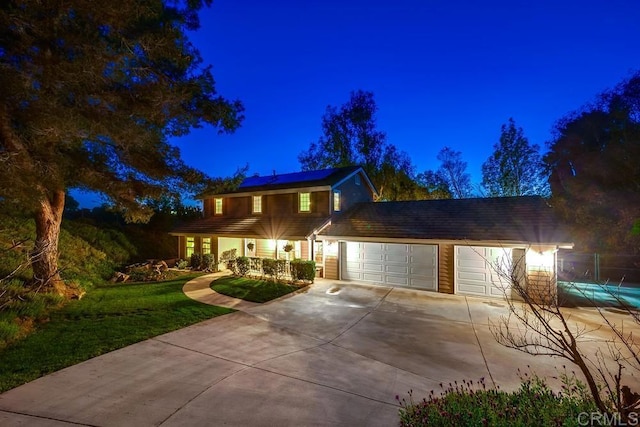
{"left": 299, "top": 90, "right": 426, "bottom": 200}
{"left": 415, "top": 170, "right": 452, "bottom": 199}
{"left": 481, "top": 118, "right": 549, "bottom": 197}
{"left": 0, "top": 0, "right": 243, "bottom": 294}
{"left": 432, "top": 147, "right": 474, "bottom": 199}
{"left": 545, "top": 71, "right": 640, "bottom": 253}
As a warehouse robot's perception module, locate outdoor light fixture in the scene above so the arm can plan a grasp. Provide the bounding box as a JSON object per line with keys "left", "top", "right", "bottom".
{"left": 526, "top": 248, "right": 555, "bottom": 269}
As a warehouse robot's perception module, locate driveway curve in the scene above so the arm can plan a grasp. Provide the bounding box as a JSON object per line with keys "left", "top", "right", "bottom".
{"left": 1, "top": 278, "right": 635, "bottom": 426}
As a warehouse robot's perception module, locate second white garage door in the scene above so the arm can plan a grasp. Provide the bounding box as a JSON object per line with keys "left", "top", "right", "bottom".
{"left": 455, "top": 246, "right": 513, "bottom": 298}
{"left": 341, "top": 242, "right": 437, "bottom": 290}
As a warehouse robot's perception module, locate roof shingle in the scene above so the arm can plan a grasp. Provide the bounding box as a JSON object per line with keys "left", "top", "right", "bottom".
{"left": 199, "top": 165, "right": 364, "bottom": 197}
{"left": 319, "top": 196, "right": 572, "bottom": 246}
{"left": 170, "top": 215, "right": 329, "bottom": 240}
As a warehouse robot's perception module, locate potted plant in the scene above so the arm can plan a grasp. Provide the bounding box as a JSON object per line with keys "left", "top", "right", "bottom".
{"left": 283, "top": 243, "right": 294, "bottom": 253}
{"left": 247, "top": 242, "right": 255, "bottom": 252}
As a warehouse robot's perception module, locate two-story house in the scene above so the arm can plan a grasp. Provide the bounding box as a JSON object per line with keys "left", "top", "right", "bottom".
{"left": 172, "top": 166, "right": 573, "bottom": 302}
{"left": 170, "top": 166, "right": 376, "bottom": 278}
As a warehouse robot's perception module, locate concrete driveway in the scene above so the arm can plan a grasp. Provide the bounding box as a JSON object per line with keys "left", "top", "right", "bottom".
{"left": 0, "top": 278, "right": 635, "bottom": 426}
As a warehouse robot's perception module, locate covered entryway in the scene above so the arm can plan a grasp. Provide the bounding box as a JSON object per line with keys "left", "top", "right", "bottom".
{"left": 341, "top": 242, "right": 437, "bottom": 290}
{"left": 455, "top": 246, "right": 513, "bottom": 298}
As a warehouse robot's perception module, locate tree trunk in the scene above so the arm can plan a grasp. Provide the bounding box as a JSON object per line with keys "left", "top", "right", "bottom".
{"left": 31, "top": 190, "right": 66, "bottom": 295}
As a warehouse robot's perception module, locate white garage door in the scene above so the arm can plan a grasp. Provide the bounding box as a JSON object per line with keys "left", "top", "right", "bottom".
{"left": 455, "top": 246, "right": 512, "bottom": 298}
{"left": 341, "top": 242, "right": 437, "bottom": 290}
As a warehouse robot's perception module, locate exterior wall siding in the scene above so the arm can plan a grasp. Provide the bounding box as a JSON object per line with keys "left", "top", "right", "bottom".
{"left": 334, "top": 171, "right": 375, "bottom": 211}
{"left": 203, "top": 199, "right": 212, "bottom": 218}
{"left": 325, "top": 255, "right": 339, "bottom": 279}
{"left": 256, "top": 238, "right": 276, "bottom": 259}
{"left": 178, "top": 236, "right": 185, "bottom": 260}
{"left": 219, "top": 237, "right": 243, "bottom": 255}
{"left": 527, "top": 268, "right": 556, "bottom": 305}
{"left": 313, "top": 191, "right": 330, "bottom": 216}
{"left": 301, "top": 240, "right": 310, "bottom": 260}
{"left": 227, "top": 196, "right": 250, "bottom": 217}
{"left": 201, "top": 190, "right": 331, "bottom": 219}
{"left": 438, "top": 244, "right": 454, "bottom": 294}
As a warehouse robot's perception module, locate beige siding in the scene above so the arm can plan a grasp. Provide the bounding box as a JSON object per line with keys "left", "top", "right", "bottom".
{"left": 256, "top": 238, "right": 276, "bottom": 258}
{"left": 325, "top": 255, "right": 339, "bottom": 279}
{"left": 219, "top": 237, "right": 242, "bottom": 255}
{"left": 527, "top": 268, "right": 556, "bottom": 304}
{"left": 301, "top": 240, "right": 310, "bottom": 260}
{"left": 438, "top": 244, "right": 454, "bottom": 294}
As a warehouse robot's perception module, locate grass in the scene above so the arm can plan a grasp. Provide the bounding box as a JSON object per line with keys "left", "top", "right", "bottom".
{"left": 211, "top": 276, "right": 300, "bottom": 303}
{"left": 0, "top": 274, "right": 233, "bottom": 393}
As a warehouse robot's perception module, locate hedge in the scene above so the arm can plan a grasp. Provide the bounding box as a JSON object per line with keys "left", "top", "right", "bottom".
{"left": 290, "top": 260, "right": 316, "bottom": 282}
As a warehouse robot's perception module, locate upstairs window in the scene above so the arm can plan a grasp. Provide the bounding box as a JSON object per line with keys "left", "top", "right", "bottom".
{"left": 333, "top": 190, "right": 341, "bottom": 212}
{"left": 186, "top": 237, "right": 195, "bottom": 258}
{"left": 214, "top": 198, "right": 223, "bottom": 215}
{"left": 252, "top": 195, "right": 262, "bottom": 214}
{"left": 202, "top": 237, "right": 211, "bottom": 255}
{"left": 299, "top": 192, "right": 311, "bottom": 212}
{"left": 355, "top": 175, "right": 361, "bottom": 185}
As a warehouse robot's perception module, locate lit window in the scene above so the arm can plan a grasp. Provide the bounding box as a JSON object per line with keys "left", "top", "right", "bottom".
{"left": 186, "top": 237, "right": 195, "bottom": 258}
{"left": 252, "top": 195, "right": 262, "bottom": 214}
{"left": 202, "top": 237, "right": 211, "bottom": 255}
{"left": 333, "top": 190, "right": 341, "bottom": 211}
{"left": 214, "top": 198, "right": 223, "bottom": 215}
{"left": 299, "top": 192, "right": 311, "bottom": 212}
{"left": 355, "top": 175, "right": 361, "bottom": 185}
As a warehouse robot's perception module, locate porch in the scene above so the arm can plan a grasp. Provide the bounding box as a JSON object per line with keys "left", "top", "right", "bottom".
{"left": 177, "top": 236, "right": 325, "bottom": 278}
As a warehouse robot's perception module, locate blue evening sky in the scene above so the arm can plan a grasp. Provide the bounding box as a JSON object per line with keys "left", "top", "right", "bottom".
{"left": 75, "top": 0, "right": 640, "bottom": 206}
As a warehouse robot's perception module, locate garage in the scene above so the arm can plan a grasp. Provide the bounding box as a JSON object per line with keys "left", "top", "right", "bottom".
{"left": 341, "top": 242, "right": 437, "bottom": 290}
{"left": 455, "top": 246, "right": 513, "bottom": 298}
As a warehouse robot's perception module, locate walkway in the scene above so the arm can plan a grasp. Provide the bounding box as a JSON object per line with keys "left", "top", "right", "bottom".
{"left": 182, "top": 271, "right": 260, "bottom": 310}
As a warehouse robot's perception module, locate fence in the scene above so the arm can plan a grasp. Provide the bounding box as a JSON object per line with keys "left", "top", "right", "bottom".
{"left": 557, "top": 251, "right": 640, "bottom": 284}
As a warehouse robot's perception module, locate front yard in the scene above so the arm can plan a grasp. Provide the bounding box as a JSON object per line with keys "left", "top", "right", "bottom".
{"left": 0, "top": 274, "right": 233, "bottom": 393}
{"left": 211, "top": 276, "right": 301, "bottom": 303}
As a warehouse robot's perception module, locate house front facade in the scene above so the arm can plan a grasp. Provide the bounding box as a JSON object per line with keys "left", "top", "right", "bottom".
{"left": 171, "top": 166, "right": 573, "bottom": 301}
{"left": 170, "top": 166, "right": 376, "bottom": 277}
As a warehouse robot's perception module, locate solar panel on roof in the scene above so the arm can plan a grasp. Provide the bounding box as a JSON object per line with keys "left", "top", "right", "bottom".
{"left": 239, "top": 168, "right": 339, "bottom": 188}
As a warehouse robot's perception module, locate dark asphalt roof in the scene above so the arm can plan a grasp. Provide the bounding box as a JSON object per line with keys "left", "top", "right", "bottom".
{"left": 200, "top": 166, "right": 364, "bottom": 197}
{"left": 170, "top": 215, "right": 329, "bottom": 240}
{"left": 319, "top": 196, "right": 572, "bottom": 245}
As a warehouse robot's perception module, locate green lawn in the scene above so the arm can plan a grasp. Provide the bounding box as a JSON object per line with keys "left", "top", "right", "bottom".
{"left": 211, "top": 276, "right": 300, "bottom": 303}
{"left": 0, "top": 274, "right": 233, "bottom": 393}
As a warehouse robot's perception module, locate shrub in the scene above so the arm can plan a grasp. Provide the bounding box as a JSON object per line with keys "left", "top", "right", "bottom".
{"left": 219, "top": 249, "right": 237, "bottom": 271}
{"left": 126, "top": 265, "right": 157, "bottom": 282}
{"left": 236, "top": 256, "right": 250, "bottom": 276}
{"left": 176, "top": 259, "right": 189, "bottom": 270}
{"left": 397, "top": 370, "right": 597, "bottom": 427}
{"left": 202, "top": 253, "right": 216, "bottom": 272}
{"left": 190, "top": 252, "right": 202, "bottom": 269}
{"left": 290, "top": 260, "right": 316, "bottom": 282}
{"left": 248, "top": 257, "right": 262, "bottom": 273}
{"left": 262, "top": 258, "right": 287, "bottom": 281}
